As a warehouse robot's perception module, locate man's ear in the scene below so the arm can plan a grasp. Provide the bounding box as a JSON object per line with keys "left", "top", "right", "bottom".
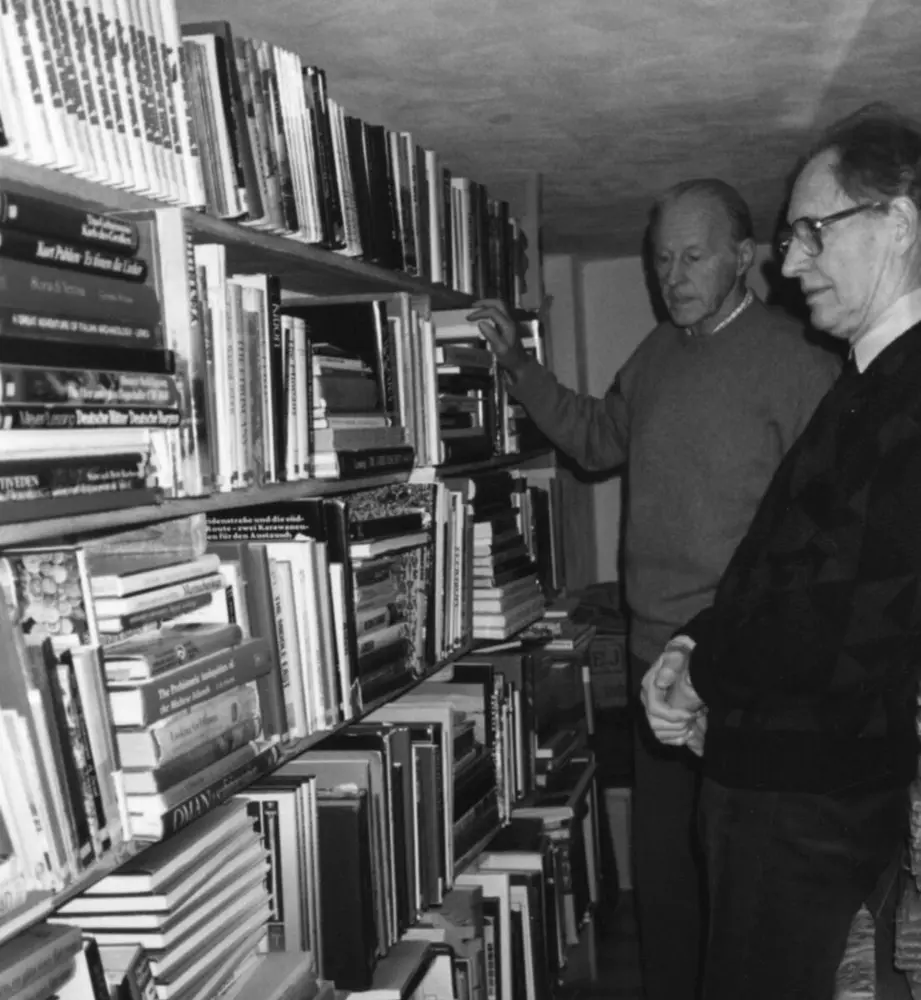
{"left": 888, "top": 196, "right": 919, "bottom": 257}
{"left": 736, "top": 237, "right": 756, "bottom": 277}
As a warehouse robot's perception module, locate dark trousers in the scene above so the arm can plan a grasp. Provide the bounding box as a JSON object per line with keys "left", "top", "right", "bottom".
{"left": 630, "top": 653, "right": 704, "bottom": 1000}
{"left": 699, "top": 776, "right": 909, "bottom": 1000}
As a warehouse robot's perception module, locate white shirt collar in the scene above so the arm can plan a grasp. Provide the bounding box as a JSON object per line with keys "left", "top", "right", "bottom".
{"left": 852, "top": 288, "right": 921, "bottom": 372}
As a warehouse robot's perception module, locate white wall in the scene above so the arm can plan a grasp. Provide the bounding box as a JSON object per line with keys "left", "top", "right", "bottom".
{"left": 579, "top": 245, "right": 776, "bottom": 582}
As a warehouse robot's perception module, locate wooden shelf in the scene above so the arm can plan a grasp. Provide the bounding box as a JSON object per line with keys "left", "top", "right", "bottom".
{"left": 0, "top": 639, "right": 476, "bottom": 949}
{"left": 409, "top": 449, "right": 554, "bottom": 483}
{"left": 0, "top": 159, "right": 473, "bottom": 310}
{"left": 0, "top": 452, "right": 554, "bottom": 545}
{"left": 0, "top": 472, "right": 414, "bottom": 546}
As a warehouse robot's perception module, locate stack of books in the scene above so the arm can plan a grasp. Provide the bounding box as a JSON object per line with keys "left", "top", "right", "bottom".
{"left": 512, "top": 754, "right": 600, "bottom": 950}
{"left": 0, "top": 187, "right": 181, "bottom": 515}
{"left": 431, "top": 309, "right": 549, "bottom": 460}
{"left": 470, "top": 472, "right": 545, "bottom": 640}
{"left": 49, "top": 803, "right": 274, "bottom": 1000}
{"left": 282, "top": 299, "right": 414, "bottom": 480}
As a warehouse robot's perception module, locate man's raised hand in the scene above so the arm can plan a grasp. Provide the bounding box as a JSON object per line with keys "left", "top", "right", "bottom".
{"left": 467, "top": 299, "right": 530, "bottom": 375}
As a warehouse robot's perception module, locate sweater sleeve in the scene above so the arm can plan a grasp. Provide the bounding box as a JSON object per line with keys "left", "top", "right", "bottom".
{"left": 508, "top": 358, "right": 629, "bottom": 472}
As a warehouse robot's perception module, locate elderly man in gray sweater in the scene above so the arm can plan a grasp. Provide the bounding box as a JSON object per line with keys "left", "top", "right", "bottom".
{"left": 469, "top": 177, "right": 840, "bottom": 1000}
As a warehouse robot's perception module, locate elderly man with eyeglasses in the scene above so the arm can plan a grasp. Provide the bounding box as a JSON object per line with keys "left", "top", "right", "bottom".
{"left": 642, "top": 102, "right": 921, "bottom": 1000}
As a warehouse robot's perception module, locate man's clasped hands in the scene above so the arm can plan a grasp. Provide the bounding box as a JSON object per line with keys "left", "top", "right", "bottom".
{"left": 641, "top": 638, "right": 708, "bottom": 757}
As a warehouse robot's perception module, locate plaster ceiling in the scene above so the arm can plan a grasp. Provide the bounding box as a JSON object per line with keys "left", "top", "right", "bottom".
{"left": 177, "top": 0, "right": 921, "bottom": 258}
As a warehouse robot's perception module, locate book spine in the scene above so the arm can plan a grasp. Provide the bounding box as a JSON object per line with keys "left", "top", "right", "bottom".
{"left": 98, "top": 589, "right": 215, "bottom": 634}
{"left": 0, "top": 258, "right": 161, "bottom": 327}
{"left": 82, "top": 938, "right": 112, "bottom": 1000}
{"left": 0, "top": 306, "right": 157, "bottom": 350}
{"left": 68, "top": 647, "right": 123, "bottom": 850}
{"left": 245, "top": 798, "right": 287, "bottom": 950}
{"left": 0, "top": 365, "right": 179, "bottom": 407}
{"left": 125, "top": 715, "right": 261, "bottom": 794}
{"left": 332, "top": 445, "right": 415, "bottom": 478}
{"left": 0, "top": 227, "right": 147, "bottom": 281}
{"left": 37, "top": 644, "right": 95, "bottom": 869}
{"left": 0, "top": 405, "right": 180, "bottom": 429}
{"left": 0, "top": 453, "right": 146, "bottom": 502}
{"left": 124, "top": 681, "right": 261, "bottom": 766}
{"left": 102, "top": 623, "right": 243, "bottom": 682}
{"left": 112, "top": 637, "right": 272, "bottom": 725}
{"left": 161, "top": 740, "right": 281, "bottom": 836}
{"left": 58, "top": 653, "right": 110, "bottom": 859}
{"left": 95, "top": 571, "right": 223, "bottom": 618}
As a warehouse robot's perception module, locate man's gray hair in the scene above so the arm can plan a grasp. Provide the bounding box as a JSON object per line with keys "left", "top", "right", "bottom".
{"left": 806, "top": 102, "right": 921, "bottom": 211}
{"left": 649, "top": 178, "right": 755, "bottom": 245}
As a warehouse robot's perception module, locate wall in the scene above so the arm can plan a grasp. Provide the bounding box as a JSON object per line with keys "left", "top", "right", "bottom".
{"left": 569, "top": 245, "right": 776, "bottom": 583}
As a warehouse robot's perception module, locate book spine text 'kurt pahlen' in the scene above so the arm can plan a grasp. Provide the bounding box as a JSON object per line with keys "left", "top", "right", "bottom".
{"left": 0, "top": 229, "right": 147, "bottom": 282}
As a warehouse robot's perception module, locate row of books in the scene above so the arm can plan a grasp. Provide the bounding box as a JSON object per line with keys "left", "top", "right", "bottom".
{"left": 0, "top": 187, "right": 549, "bottom": 506}
{"left": 0, "top": 465, "right": 564, "bottom": 913}
{"left": 0, "top": 615, "right": 599, "bottom": 997}
{"left": 0, "top": 4, "right": 527, "bottom": 301}
{"left": 35, "top": 642, "right": 598, "bottom": 998}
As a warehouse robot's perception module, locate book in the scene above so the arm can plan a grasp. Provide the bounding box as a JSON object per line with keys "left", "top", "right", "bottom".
{"left": 101, "top": 622, "right": 243, "bottom": 683}
{"left": 81, "top": 802, "right": 252, "bottom": 895}
{"left": 0, "top": 922, "right": 82, "bottom": 1000}
{"left": 114, "top": 680, "right": 261, "bottom": 768}
{"left": 106, "top": 635, "right": 273, "bottom": 727}
{"left": 0, "top": 186, "right": 139, "bottom": 251}
{"left": 0, "top": 228, "right": 146, "bottom": 281}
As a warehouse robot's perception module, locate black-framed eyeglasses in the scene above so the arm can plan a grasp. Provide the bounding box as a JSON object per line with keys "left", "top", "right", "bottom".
{"left": 776, "top": 201, "right": 887, "bottom": 259}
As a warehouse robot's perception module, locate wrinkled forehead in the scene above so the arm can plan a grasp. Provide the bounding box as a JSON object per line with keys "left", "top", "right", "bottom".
{"left": 788, "top": 150, "right": 851, "bottom": 221}
{"left": 653, "top": 193, "right": 733, "bottom": 253}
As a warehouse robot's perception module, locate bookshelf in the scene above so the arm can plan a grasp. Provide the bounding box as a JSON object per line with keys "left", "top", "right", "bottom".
{"left": 0, "top": 638, "right": 477, "bottom": 953}
{"left": 0, "top": 11, "right": 582, "bottom": 1000}
{"left": 0, "top": 160, "right": 475, "bottom": 307}
{"left": 0, "top": 451, "right": 556, "bottom": 546}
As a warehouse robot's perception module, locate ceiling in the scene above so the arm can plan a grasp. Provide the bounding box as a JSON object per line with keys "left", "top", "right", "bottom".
{"left": 177, "top": 0, "right": 920, "bottom": 258}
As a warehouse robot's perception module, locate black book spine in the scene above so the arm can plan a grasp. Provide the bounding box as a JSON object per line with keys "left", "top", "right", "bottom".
{"left": 334, "top": 445, "right": 414, "bottom": 478}
{"left": 82, "top": 937, "right": 112, "bottom": 1000}
{"left": 60, "top": 650, "right": 110, "bottom": 851}
{"left": 0, "top": 228, "right": 146, "bottom": 282}
{"left": 443, "top": 167, "right": 454, "bottom": 288}
{"left": 0, "top": 336, "right": 175, "bottom": 375}
{"left": 439, "top": 436, "right": 494, "bottom": 466}
{"left": 0, "top": 306, "right": 157, "bottom": 351}
{"left": 209, "top": 24, "right": 263, "bottom": 220}
{"left": 373, "top": 301, "right": 398, "bottom": 421}
{"left": 0, "top": 404, "right": 180, "bottom": 430}
{"left": 266, "top": 276, "right": 286, "bottom": 481}
{"left": 36, "top": 641, "right": 95, "bottom": 868}
{"left": 0, "top": 453, "right": 147, "bottom": 502}
{"left": 349, "top": 511, "right": 424, "bottom": 541}
{"left": 0, "top": 189, "right": 138, "bottom": 252}
{"left": 346, "top": 116, "right": 376, "bottom": 263}
{"left": 317, "top": 795, "right": 377, "bottom": 989}
{"left": 303, "top": 66, "right": 344, "bottom": 249}
{"left": 0, "top": 257, "right": 162, "bottom": 329}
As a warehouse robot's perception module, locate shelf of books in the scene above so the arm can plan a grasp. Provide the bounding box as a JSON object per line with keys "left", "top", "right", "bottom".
{"left": 0, "top": 4, "right": 590, "bottom": 999}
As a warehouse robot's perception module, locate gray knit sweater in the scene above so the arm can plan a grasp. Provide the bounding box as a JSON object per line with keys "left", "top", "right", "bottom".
{"left": 510, "top": 297, "right": 841, "bottom": 665}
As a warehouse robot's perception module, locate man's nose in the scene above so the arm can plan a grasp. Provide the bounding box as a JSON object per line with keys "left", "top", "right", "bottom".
{"left": 781, "top": 240, "right": 808, "bottom": 279}
{"left": 666, "top": 260, "right": 685, "bottom": 287}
